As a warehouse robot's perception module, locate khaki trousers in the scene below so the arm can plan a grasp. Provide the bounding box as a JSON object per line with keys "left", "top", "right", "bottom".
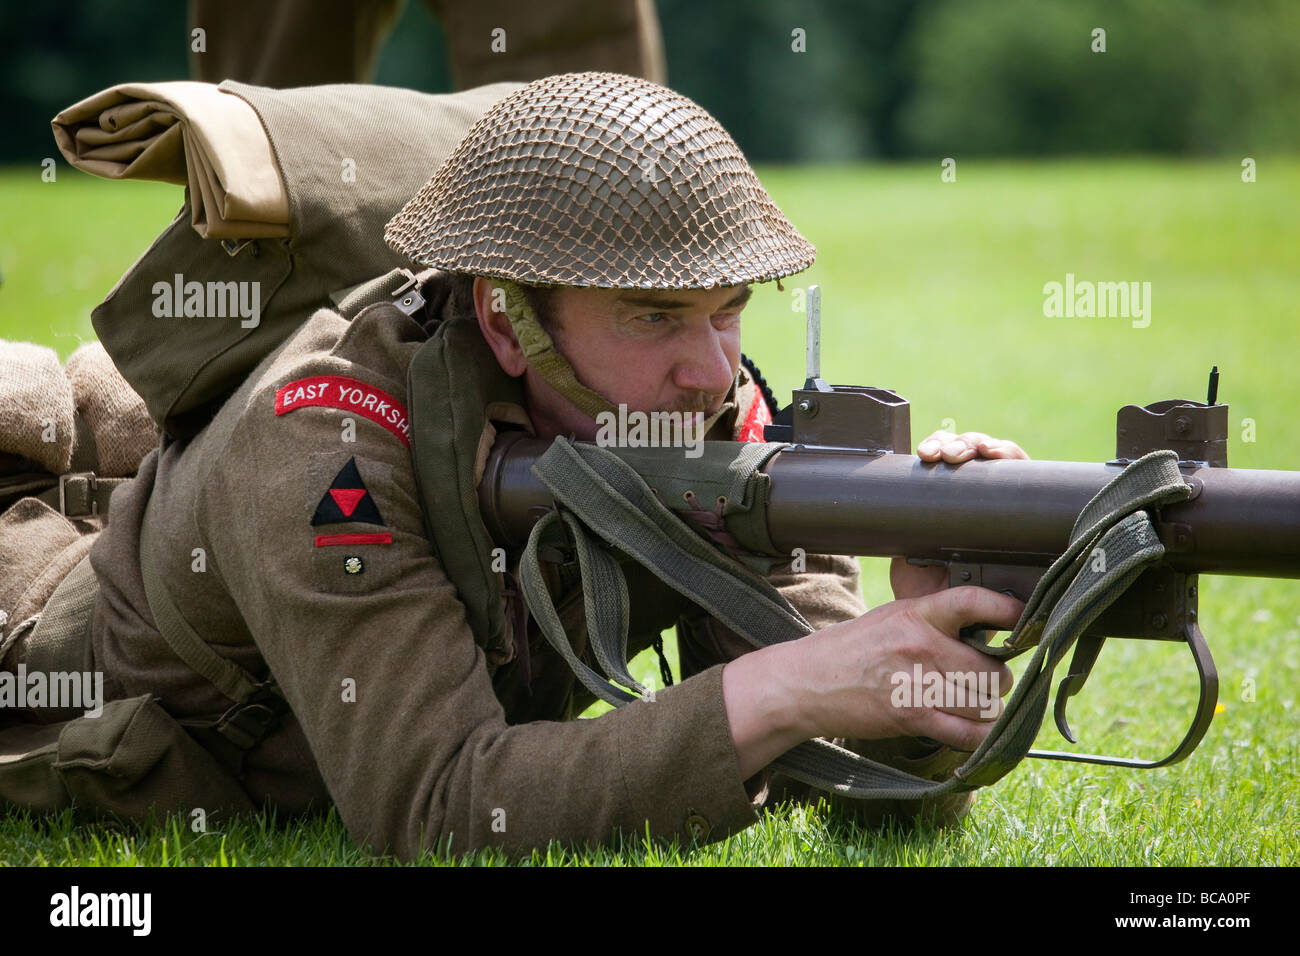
{"left": 189, "top": 0, "right": 666, "bottom": 90}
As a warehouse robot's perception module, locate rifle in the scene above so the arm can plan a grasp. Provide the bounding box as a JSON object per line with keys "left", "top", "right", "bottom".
{"left": 477, "top": 288, "right": 1300, "bottom": 772}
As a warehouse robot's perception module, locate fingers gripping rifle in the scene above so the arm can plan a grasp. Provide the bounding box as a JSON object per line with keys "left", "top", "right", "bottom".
{"left": 479, "top": 289, "right": 1300, "bottom": 773}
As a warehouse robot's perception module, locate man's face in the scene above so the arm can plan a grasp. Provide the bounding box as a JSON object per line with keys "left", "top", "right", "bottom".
{"left": 520, "top": 284, "right": 750, "bottom": 441}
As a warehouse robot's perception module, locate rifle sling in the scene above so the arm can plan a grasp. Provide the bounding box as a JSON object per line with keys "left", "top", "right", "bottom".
{"left": 521, "top": 442, "right": 1191, "bottom": 799}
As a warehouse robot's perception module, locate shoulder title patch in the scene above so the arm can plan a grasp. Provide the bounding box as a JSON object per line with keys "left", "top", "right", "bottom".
{"left": 275, "top": 374, "right": 411, "bottom": 447}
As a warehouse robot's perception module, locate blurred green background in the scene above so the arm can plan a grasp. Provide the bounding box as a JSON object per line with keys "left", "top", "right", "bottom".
{"left": 2, "top": 0, "right": 1298, "bottom": 163}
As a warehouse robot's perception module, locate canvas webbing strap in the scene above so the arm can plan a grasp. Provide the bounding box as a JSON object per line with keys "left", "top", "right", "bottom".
{"left": 7, "top": 409, "right": 132, "bottom": 518}
{"left": 138, "top": 498, "right": 288, "bottom": 752}
{"left": 35, "top": 473, "right": 130, "bottom": 521}
{"left": 522, "top": 509, "right": 636, "bottom": 706}
{"left": 334, "top": 267, "right": 440, "bottom": 320}
{"left": 520, "top": 442, "right": 1191, "bottom": 798}
{"left": 525, "top": 439, "right": 811, "bottom": 647}
{"left": 25, "top": 553, "right": 97, "bottom": 677}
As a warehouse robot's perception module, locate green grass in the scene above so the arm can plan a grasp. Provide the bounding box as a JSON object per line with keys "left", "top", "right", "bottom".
{"left": 1, "top": 159, "right": 1297, "bottom": 865}
{"left": 0, "top": 172, "right": 182, "bottom": 353}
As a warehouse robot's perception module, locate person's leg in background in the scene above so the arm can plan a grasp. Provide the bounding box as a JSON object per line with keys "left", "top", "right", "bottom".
{"left": 189, "top": 0, "right": 665, "bottom": 89}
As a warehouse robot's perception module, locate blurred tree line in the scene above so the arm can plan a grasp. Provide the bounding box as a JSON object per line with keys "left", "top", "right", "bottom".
{"left": 2, "top": 0, "right": 1296, "bottom": 164}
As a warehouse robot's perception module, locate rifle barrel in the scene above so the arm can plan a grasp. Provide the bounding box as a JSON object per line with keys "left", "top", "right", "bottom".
{"left": 479, "top": 435, "right": 1300, "bottom": 579}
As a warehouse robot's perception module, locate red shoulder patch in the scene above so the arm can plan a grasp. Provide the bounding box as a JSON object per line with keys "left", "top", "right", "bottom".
{"left": 737, "top": 394, "right": 774, "bottom": 443}
{"left": 275, "top": 375, "right": 410, "bottom": 448}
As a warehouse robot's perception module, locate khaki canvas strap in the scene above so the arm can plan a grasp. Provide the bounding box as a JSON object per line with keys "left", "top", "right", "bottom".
{"left": 35, "top": 473, "right": 131, "bottom": 521}
{"left": 138, "top": 496, "right": 287, "bottom": 754}
{"left": 25, "top": 553, "right": 98, "bottom": 677}
{"left": 528, "top": 440, "right": 812, "bottom": 646}
{"left": 0, "top": 473, "right": 62, "bottom": 506}
{"left": 521, "top": 442, "right": 1191, "bottom": 799}
{"left": 405, "top": 318, "right": 528, "bottom": 667}
{"left": 333, "top": 267, "right": 440, "bottom": 320}
{"left": 521, "top": 510, "right": 635, "bottom": 705}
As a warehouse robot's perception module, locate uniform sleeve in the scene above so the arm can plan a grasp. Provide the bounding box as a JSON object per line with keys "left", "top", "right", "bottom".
{"left": 768, "top": 552, "right": 867, "bottom": 630}
{"left": 198, "top": 381, "right": 758, "bottom": 860}
{"left": 678, "top": 552, "right": 865, "bottom": 677}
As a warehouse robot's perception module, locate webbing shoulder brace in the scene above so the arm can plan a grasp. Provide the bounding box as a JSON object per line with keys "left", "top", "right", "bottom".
{"left": 138, "top": 487, "right": 290, "bottom": 774}
{"left": 404, "top": 312, "right": 526, "bottom": 666}
{"left": 334, "top": 266, "right": 528, "bottom": 664}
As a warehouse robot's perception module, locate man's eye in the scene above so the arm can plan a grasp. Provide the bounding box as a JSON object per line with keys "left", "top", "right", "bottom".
{"left": 640, "top": 312, "right": 667, "bottom": 324}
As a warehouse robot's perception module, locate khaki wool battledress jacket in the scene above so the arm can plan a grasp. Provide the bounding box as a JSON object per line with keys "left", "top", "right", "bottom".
{"left": 87, "top": 288, "right": 869, "bottom": 860}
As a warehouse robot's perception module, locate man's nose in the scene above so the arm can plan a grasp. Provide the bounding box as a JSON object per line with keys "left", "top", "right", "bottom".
{"left": 673, "top": 322, "right": 736, "bottom": 396}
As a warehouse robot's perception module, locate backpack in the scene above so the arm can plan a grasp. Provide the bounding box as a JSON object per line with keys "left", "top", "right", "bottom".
{"left": 63, "top": 79, "right": 519, "bottom": 439}
{"left": 0, "top": 79, "right": 519, "bottom": 824}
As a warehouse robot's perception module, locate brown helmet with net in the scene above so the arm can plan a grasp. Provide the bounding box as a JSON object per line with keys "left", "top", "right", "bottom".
{"left": 384, "top": 71, "right": 815, "bottom": 290}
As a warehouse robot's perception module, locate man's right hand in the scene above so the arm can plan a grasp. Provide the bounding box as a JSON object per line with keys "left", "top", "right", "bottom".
{"left": 722, "top": 586, "right": 1022, "bottom": 780}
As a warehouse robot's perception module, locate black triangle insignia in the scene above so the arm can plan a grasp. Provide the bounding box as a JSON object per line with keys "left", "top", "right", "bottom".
{"left": 312, "top": 457, "right": 386, "bottom": 527}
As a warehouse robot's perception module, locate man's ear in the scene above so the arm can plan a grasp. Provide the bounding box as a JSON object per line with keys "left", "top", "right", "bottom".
{"left": 472, "top": 277, "right": 528, "bottom": 377}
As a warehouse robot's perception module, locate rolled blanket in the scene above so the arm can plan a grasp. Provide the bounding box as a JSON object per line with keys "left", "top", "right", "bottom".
{"left": 65, "top": 343, "right": 157, "bottom": 478}
{"left": 51, "top": 81, "right": 289, "bottom": 239}
{"left": 0, "top": 342, "right": 75, "bottom": 475}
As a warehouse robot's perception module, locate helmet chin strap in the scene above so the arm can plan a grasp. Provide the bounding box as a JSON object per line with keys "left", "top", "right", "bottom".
{"left": 497, "top": 279, "right": 735, "bottom": 439}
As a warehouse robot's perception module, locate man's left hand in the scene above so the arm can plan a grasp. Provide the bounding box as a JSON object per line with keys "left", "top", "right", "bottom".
{"left": 891, "top": 429, "right": 1031, "bottom": 598}
{"left": 915, "top": 430, "right": 1029, "bottom": 464}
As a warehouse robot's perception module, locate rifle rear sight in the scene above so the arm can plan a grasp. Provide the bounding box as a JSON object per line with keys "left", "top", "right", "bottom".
{"left": 764, "top": 288, "right": 1229, "bottom": 468}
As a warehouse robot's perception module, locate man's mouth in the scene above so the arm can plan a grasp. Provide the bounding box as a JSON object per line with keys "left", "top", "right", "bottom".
{"left": 657, "top": 392, "right": 724, "bottom": 416}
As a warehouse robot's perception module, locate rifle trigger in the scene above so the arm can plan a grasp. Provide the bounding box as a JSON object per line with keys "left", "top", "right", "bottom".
{"left": 1053, "top": 634, "right": 1107, "bottom": 743}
